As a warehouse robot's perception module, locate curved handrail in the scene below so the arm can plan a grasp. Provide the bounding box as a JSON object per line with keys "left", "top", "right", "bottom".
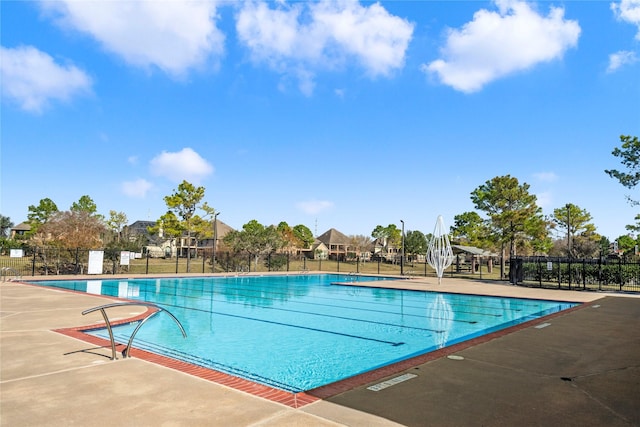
{"left": 1, "top": 267, "right": 21, "bottom": 282}
{"left": 82, "top": 302, "right": 187, "bottom": 360}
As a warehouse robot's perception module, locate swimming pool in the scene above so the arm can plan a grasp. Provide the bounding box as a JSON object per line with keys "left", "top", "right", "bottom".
{"left": 31, "top": 274, "right": 577, "bottom": 392}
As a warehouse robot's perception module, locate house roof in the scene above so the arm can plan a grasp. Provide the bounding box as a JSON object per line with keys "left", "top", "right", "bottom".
{"left": 129, "top": 220, "right": 155, "bottom": 229}
{"left": 316, "top": 228, "right": 351, "bottom": 245}
{"left": 213, "top": 220, "right": 234, "bottom": 239}
{"left": 11, "top": 222, "right": 31, "bottom": 232}
{"left": 311, "top": 240, "right": 328, "bottom": 251}
{"left": 451, "top": 244, "right": 493, "bottom": 256}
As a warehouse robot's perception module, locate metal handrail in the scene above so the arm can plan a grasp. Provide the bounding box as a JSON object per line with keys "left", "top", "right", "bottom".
{"left": 82, "top": 302, "right": 187, "bottom": 360}
{"left": 1, "top": 267, "right": 21, "bottom": 282}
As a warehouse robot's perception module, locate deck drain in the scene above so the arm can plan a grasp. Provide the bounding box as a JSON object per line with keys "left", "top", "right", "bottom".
{"left": 447, "top": 355, "right": 465, "bottom": 361}
{"left": 535, "top": 323, "right": 551, "bottom": 329}
{"left": 367, "top": 373, "right": 417, "bottom": 391}
{"left": 561, "top": 377, "right": 573, "bottom": 382}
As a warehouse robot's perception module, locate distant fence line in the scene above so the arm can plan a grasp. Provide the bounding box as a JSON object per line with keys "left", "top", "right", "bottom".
{"left": 0, "top": 246, "right": 502, "bottom": 280}
{"left": 510, "top": 256, "right": 640, "bottom": 293}
{"left": 3, "top": 247, "right": 639, "bottom": 293}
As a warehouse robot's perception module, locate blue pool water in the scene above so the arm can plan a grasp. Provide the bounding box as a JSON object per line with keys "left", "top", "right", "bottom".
{"left": 31, "top": 274, "right": 577, "bottom": 392}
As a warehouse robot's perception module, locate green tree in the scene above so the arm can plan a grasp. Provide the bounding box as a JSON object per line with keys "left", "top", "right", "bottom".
{"left": 106, "top": 210, "right": 128, "bottom": 243}
{"left": 450, "top": 211, "right": 489, "bottom": 247}
{"left": 371, "top": 224, "right": 402, "bottom": 261}
{"left": 148, "top": 211, "right": 184, "bottom": 255}
{"left": 162, "top": 180, "right": 215, "bottom": 272}
{"left": 625, "top": 214, "right": 640, "bottom": 235}
{"left": 292, "top": 224, "right": 314, "bottom": 248}
{"left": 616, "top": 234, "right": 637, "bottom": 258}
{"left": 71, "top": 195, "right": 99, "bottom": 215}
{"left": 0, "top": 215, "right": 13, "bottom": 237}
{"left": 551, "top": 203, "right": 598, "bottom": 257}
{"left": 404, "top": 230, "right": 427, "bottom": 260}
{"left": 224, "top": 220, "right": 285, "bottom": 271}
{"left": 371, "top": 224, "right": 402, "bottom": 248}
{"left": 277, "top": 222, "right": 297, "bottom": 250}
{"left": 526, "top": 215, "right": 554, "bottom": 255}
{"left": 470, "top": 175, "right": 546, "bottom": 274}
{"left": 275, "top": 222, "right": 314, "bottom": 251}
{"left": 190, "top": 215, "right": 214, "bottom": 252}
{"left": 27, "top": 198, "right": 59, "bottom": 235}
{"left": 605, "top": 135, "right": 640, "bottom": 206}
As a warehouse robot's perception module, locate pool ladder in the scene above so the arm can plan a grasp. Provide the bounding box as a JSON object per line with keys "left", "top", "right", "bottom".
{"left": 82, "top": 302, "right": 187, "bottom": 360}
{"left": 1, "top": 267, "right": 21, "bottom": 282}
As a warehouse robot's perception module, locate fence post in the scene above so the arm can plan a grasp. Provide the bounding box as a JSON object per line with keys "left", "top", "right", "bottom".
{"left": 619, "top": 257, "right": 623, "bottom": 291}
{"left": 75, "top": 248, "right": 79, "bottom": 275}
{"left": 175, "top": 254, "right": 179, "bottom": 274}
{"left": 32, "top": 248, "right": 37, "bottom": 276}
{"left": 598, "top": 255, "right": 602, "bottom": 291}
{"left": 145, "top": 252, "right": 149, "bottom": 274}
{"left": 538, "top": 258, "right": 542, "bottom": 288}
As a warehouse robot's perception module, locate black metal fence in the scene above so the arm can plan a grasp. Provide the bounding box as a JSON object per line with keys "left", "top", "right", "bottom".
{"left": 510, "top": 256, "right": 640, "bottom": 292}
{"left": 0, "top": 246, "right": 505, "bottom": 280}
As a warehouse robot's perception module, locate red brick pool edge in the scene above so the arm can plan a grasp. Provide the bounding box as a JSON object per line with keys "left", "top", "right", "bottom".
{"left": 53, "top": 301, "right": 588, "bottom": 408}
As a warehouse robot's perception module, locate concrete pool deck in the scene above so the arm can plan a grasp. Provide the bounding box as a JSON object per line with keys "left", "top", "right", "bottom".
{"left": 1, "top": 274, "right": 639, "bottom": 426}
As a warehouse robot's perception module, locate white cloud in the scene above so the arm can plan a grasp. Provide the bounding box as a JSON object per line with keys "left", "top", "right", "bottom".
{"left": 532, "top": 171, "right": 558, "bottom": 182}
{"left": 296, "top": 199, "right": 334, "bottom": 215}
{"left": 122, "top": 178, "right": 153, "bottom": 198}
{"left": 423, "top": 0, "right": 580, "bottom": 93}
{"left": 236, "top": 0, "right": 413, "bottom": 94}
{"left": 150, "top": 148, "right": 214, "bottom": 183}
{"left": 607, "top": 50, "right": 638, "bottom": 72}
{"left": 40, "top": 0, "right": 225, "bottom": 77}
{"left": 0, "top": 45, "right": 92, "bottom": 113}
{"left": 612, "top": 0, "right": 640, "bottom": 40}
{"left": 311, "top": 1, "right": 414, "bottom": 77}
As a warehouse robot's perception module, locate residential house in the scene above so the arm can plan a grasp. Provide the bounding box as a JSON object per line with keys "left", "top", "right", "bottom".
{"left": 198, "top": 220, "right": 234, "bottom": 254}
{"left": 316, "top": 228, "right": 353, "bottom": 261}
{"left": 302, "top": 240, "right": 329, "bottom": 260}
{"left": 10, "top": 222, "right": 30, "bottom": 239}
{"left": 372, "top": 236, "right": 400, "bottom": 262}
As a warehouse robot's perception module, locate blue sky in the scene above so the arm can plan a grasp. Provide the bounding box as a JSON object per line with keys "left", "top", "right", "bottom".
{"left": 1, "top": 0, "right": 639, "bottom": 241}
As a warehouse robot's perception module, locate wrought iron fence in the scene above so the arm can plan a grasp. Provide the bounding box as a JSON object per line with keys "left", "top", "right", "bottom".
{"left": 510, "top": 256, "right": 640, "bottom": 292}
{"left": 0, "top": 246, "right": 505, "bottom": 280}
